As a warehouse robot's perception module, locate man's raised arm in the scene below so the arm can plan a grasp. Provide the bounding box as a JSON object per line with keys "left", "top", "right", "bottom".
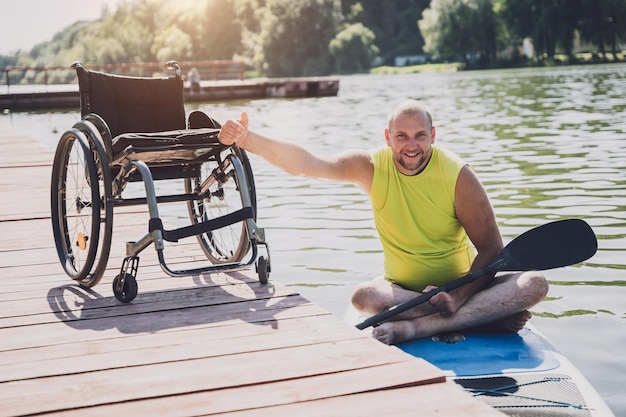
{"left": 218, "top": 112, "right": 374, "bottom": 192}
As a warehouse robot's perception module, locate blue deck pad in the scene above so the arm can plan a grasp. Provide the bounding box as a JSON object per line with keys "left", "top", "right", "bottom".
{"left": 397, "top": 327, "right": 561, "bottom": 377}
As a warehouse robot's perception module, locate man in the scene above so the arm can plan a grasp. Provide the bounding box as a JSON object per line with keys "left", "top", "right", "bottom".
{"left": 218, "top": 100, "right": 548, "bottom": 345}
{"left": 187, "top": 68, "right": 201, "bottom": 93}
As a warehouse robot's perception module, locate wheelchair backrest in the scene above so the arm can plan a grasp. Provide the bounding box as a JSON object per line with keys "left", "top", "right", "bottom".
{"left": 74, "top": 63, "right": 186, "bottom": 139}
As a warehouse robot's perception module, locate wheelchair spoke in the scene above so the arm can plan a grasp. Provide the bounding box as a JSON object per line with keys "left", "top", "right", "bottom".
{"left": 185, "top": 149, "right": 255, "bottom": 264}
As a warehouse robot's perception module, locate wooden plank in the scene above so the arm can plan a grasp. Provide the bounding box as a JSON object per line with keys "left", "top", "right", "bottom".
{"left": 0, "top": 275, "right": 296, "bottom": 320}
{"left": 0, "top": 315, "right": 362, "bottom": 382}
{"left": 0, "top": 289, "right": 297, "bottom": 326}
{"left": 0, "top": 315, "right": 347, "bottom": 366}
{"left": 0, "top": 144, "right": 53, "bottom": 167}
{"left": 0, "top": 165, "right": 51, "bottom": 220}
{"left": 214, "top": 383, "right": 504, "bottom": 417}
{"left": 0, "top": 231, "right": 204, "bottom": 279}
{"left": 35, "top": 362, "right": 455, "bottom": 417}
{"left": 0, "top": 316, "right": 359, "bottom": 382}
{"left": 0, "top": 338, "right": 443, "bottom": 416}
{"left": 0, "top": 264, "right": 259, "bottom": 302}
{"left": 0, "top": 218, "right": 55, "bottom": 251}
{"left": 0, "top": 294, "right": 323, "bottom": 351}
{"left": 0, "top": 257, "right": 261, "bottom": 308}
{"left": 0, "top": 166, "right": 52, "bottom": 194}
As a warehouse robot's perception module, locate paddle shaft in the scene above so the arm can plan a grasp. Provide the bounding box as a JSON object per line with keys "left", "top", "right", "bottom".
{"left": 355, "top": 261, "right": 499, "bottom": 330}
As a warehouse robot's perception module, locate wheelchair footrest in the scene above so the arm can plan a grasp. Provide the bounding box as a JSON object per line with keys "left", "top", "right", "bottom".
{"left": 157, "top": 246, "right": 257, "bottom": 278}
{"left": 149, "top": 206, "right": 255, "bottom": 242}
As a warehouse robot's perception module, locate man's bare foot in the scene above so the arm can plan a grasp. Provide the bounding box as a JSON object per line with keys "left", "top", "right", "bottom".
{"left": 372, "top": 311, "right": 532, "bottom": 345}
{"left": 486, "top": 310, "right": 532, "bottom": 333}
{"left": 372, "top": 320, "right": 422, "bottom": 345}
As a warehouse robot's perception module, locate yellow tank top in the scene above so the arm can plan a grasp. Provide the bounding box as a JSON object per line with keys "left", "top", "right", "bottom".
{"left": 369, "top": 145, "right": 475, "bottom": 291}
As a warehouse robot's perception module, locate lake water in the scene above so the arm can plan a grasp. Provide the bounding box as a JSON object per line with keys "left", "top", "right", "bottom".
{"left": 2, "top": 63, "right": 625, "bottom": 415}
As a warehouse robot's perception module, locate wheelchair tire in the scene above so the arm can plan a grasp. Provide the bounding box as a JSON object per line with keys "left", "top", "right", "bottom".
{"left": 51, "top": 129, "right": 110, "bottom": 287}
{"left": 81, "top": 113, "right": 114, "bottom": 162}
{"left": 235, "top": 147, "right": 257, "bottom": 218}
{"left": 256, "top": 256, "right": 269, "bottom": 285}
{"left": 185, "top": 148, "right": 257, "bottom": 264}
{"left": 113, "top": 273, "right": 138, "bottom": 303}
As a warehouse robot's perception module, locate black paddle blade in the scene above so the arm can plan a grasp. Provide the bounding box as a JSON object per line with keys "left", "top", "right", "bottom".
{"left": 499, "top": 218, "right": 597, "bottom": 272}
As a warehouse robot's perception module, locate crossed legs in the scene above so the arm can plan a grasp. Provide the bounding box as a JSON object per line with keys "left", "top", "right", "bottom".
{"left": 351, "top": 271, "right": 549, "bottom": 345}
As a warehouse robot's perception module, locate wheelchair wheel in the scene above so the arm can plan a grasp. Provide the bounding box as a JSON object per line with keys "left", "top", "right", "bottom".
{"left": 256, "top": 256, "right": 269, "bottom": 285}
{"left": 113, "top": 272, "right": 138, "bottom": 303}
{"left": 185, "top": 147, "right": 257, "bottom": 264}
{"left": 51, "top": 128, "right": 111, "bottom": 287}
{"left": 81, "top": 113, "right": 114, "bottom": 162}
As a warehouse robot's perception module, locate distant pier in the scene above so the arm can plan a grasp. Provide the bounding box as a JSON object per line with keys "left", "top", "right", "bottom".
{"left": 1, "top": 61, "right": 339, "bottom": 111}
{"left": 0, "top": 78, "right": 339, "bottom": 111}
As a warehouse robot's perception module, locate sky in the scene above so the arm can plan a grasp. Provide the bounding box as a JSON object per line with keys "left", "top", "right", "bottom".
{"left": 0, "top": 0, "right": 122, "bottom": 55}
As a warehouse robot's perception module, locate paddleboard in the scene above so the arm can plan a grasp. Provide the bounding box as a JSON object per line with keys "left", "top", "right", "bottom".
{"left": 346, "top": 307, "right": 614, "bottom": 416}
{"left": 397, "top": 324, "right": 614, "bottom": 416}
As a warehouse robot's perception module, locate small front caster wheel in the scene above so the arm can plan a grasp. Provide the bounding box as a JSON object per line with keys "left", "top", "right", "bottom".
{"left": 256, "top": 256, "right": 269, "bottom": 285}
{"left": 113, "top": 272, "right": 138, "bottom": 303}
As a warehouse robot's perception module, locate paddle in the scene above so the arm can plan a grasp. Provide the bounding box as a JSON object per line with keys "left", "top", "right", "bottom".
{"left": 355, "top": 219, "right": 597, "bottom": 330}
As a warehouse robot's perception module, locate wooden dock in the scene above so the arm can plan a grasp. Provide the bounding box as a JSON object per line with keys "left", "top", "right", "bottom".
{"left": 0, "top": 121, "right": 503, "bottom": 416}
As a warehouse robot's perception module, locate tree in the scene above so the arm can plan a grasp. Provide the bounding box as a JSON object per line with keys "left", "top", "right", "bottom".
{"left": 341, "top": 0, "right": 430, "bottom": 65}
{"left": 498, "top": 0, "right": 626, "bottom": 63}
{"left": 471, "top": 0, "right": 500, "bottom": 65}
{"left": 419, "top": 0, "right": 501, "bottom": 67}
{"left": 151, "top": 26, "right": 194, "bottom": 63}
{"left": 530, "top": 0, "right": 583, "bottom": 62}
{"left": 606, "top": 0, "right": 626, "bottom": 60}
{"left": 256, "top": 0, "right": 343, "bottom": 77}
{"left": 577, "top": 0, "right": 626, "bottom": 61}
{"left": 196, "top": 0, "right": 242, "bottom": 60}
{"left": 329, "top": 23, "right": 379, "bottom": 73}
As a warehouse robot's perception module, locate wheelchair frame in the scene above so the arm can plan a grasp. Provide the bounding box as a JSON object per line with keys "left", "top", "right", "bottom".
{"left": 50, "top": 61, "right": 270, "bottom": 303}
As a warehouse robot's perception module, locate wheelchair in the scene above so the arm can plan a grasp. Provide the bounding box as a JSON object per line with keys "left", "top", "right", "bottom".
{"left": 50, "top": 61, "right": 270, "bottom": 303}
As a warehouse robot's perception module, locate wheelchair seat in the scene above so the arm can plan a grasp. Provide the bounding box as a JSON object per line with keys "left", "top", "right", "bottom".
{"left": 110, "top": 128, "right": 221, "bottom": 164}
{"left": 50, "top": 61, "right": 270, "bottom": 303}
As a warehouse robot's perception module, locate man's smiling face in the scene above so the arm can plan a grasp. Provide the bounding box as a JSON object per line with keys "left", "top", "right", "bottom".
{"left": 385, "top": 111, "right": 436, "bottom": 176}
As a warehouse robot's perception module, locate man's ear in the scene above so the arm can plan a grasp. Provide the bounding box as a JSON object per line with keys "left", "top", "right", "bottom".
{"left": 431, "top": 126, "right": 437, "bottom": 143}
{"left": 384, "top": 128, "right": 392, "bottom": 146}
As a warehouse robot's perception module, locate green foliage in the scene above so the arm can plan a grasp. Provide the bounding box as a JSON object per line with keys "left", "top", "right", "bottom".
{"left": 198, "top": 0, "right": 242, "bottom": 60}
{"left": 341, "top": 0, "right": 430, "bottom": 65}
{"left": 256, "top": 0, "right": 343, "bottom": 77}
{"left": 2, "top": 0, "right": 624, "bottom": 78}
{"left": 576, "top": 0, "right": 626, "bottom": 61}
{"left": 419, "top": 0, "right": 501, "bottom": 68}
{"left": 370, "top": 62, "right": 461, "bottom": 74}
{"left": 152, "top": 26, "right": 193, "bottom": 63}
{"left": 500, "top": 0, "right": 626, "bottom": 63}
{"left": 329, "top": 23, "right": 379, "bottom": 73}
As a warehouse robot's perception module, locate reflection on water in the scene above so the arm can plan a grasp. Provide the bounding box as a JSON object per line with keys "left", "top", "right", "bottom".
{"left": 2, "top": 63, "right": 625, "bottom": 415}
